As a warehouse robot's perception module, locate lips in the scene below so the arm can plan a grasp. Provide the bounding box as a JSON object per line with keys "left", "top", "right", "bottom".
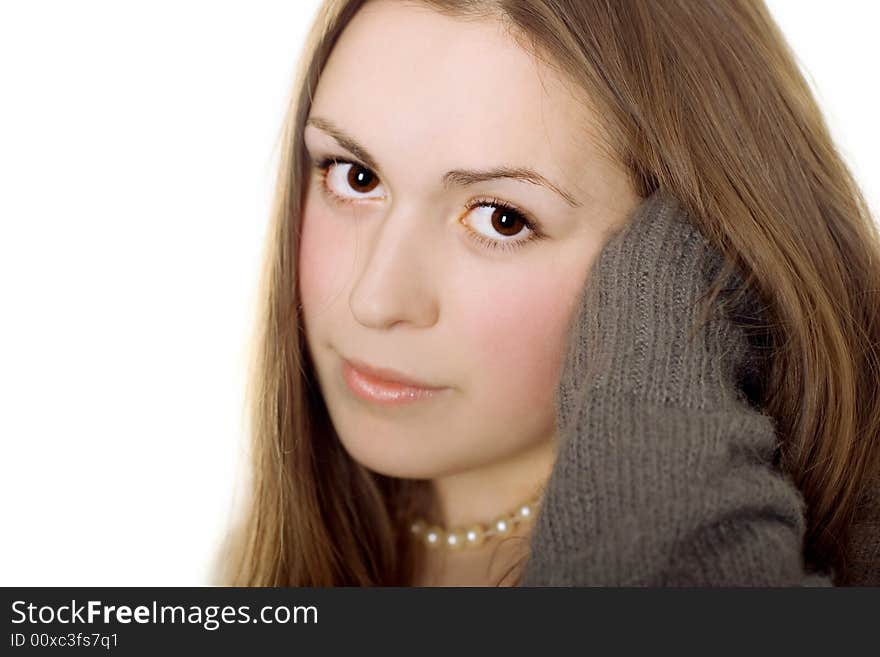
{"left": 341, "top": 356, "right": 445, "bottom": 390}
{"left": 341, "top": 356, "right": 449, "bottom": 407}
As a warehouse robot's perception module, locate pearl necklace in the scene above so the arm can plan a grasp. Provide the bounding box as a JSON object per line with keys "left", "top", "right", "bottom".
{"left": 408, "top": 489, "right": 545, "bottom": 550}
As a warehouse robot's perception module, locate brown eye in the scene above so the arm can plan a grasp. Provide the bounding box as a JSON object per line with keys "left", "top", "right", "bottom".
{"left": 461, "top": 198, "right": 538, "bottom": 252}
{"left": 489, "top": 206, "right": 527, "bottom": 237}
{"left": 319, "top": 159, "right": 385, "bottom": 202}
{"left": 346, "top": 163, "right": 380, "bottom": 194}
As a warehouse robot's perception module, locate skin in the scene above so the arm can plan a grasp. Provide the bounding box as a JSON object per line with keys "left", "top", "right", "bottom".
{"left": 298, "top": 0, "right": 640, "bottom": 584}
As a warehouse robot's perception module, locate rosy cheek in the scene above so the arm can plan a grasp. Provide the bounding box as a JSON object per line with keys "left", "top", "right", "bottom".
{"left": 298, "top": 195, "right": 350, "bottom": 316}
{"left": 464, "top": 275, "right": 581, "bottom": 405}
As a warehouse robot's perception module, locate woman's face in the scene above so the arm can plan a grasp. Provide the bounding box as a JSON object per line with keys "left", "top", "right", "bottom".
{"left": 299, "top": 0, "right": 639, "bottom": 480}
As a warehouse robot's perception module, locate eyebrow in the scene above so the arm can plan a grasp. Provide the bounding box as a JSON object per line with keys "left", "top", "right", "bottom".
{"left": 305, "top": 116, "right": 582, "bottom": 208}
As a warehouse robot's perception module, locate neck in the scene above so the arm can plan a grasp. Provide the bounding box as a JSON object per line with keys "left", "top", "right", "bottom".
{"left": 430, "top": 434, "right": 557, "bottom": 529}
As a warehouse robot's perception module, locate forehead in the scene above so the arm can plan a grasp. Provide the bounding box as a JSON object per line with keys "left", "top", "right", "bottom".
{"left": 309, "top": 0, "right": 600, "bottom": 201}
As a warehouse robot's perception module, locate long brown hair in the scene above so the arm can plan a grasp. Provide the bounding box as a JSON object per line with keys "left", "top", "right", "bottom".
{"left": 212, "top": 0, "right": 880, "bottom": 586}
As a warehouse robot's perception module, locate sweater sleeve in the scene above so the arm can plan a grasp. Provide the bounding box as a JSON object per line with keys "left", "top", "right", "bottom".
{"left": 840, "top": 474, "right": 880, "bottom": 585}
{"left": 520, "top": 189, "right": 832, "bottom": 586}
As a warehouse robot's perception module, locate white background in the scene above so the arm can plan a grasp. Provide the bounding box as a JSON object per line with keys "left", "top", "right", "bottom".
{"left": 1, "top": 1, "right": 877, "bottom": 585}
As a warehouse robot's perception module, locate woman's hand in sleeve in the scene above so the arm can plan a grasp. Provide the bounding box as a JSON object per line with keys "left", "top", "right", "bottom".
{"left": 520, "top": 189, "right": 832, "bottom": 586}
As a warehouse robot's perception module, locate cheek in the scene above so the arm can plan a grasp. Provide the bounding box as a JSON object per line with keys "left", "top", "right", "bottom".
{"left": 298, "top": 194, "right": 351, "bottom": 320}
{"left": 461, "top": 272, "right": 584, "bottom": 415}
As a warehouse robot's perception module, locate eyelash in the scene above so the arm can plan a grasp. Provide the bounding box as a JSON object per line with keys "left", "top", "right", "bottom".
{"left": 310, "top": 155, "right": 547, "bottom": 254}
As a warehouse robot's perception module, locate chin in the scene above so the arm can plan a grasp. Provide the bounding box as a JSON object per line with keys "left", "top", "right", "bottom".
{"left": 338, "top": 437, "right": 438, "bottom": 479}
{"left": 329, "top": 419, "right": 456, "bottom": 480}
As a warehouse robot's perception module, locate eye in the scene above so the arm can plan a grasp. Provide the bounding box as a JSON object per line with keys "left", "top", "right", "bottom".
{"left": 460, "top": 197, "right": 547, "bottom": 253}
{"left": 311, "top": 156, "right": 548, "bottom": 254}
{"left": 312, "top": 156, "right": 385, "bottom": 204}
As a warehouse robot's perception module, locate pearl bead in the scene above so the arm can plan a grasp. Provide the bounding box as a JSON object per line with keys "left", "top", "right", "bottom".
{"left": 464, "top": 524, "right": 486, "bottom": 547}
{"left": 424, "top": 525, "right": 444, "bottom": 549}
{"left": 407, "top": 491, "right": 544, "bottom": 550}
{"left": 492, "top": 517, "right": 511, "bottom": 536}
{"left": 446, "top": 530, "right": 466, "bottom": 550}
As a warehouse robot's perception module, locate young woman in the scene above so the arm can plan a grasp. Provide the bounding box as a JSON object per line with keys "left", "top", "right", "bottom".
{"left": 213, "top": 0, "right": 880, "bottom": 586}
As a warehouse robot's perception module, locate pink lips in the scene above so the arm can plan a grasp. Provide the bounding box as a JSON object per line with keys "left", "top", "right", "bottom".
{"left": 341, "top": 357, "right": 448, "bottom": 406}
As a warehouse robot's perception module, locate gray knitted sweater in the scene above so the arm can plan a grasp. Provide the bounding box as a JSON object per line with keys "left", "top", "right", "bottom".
{"left": 519, "top": 189, "right": 880, "bottom": 586}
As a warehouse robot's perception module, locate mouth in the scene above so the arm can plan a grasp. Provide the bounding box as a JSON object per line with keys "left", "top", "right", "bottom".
{"left": 340, "top": 356, "right": 449, "bottom": 406}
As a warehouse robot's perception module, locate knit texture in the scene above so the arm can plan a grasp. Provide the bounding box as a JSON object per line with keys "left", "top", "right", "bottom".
{"left": 844, "top": 473, "right": 880, "bottom": 585}
{"left": 519, "top": 189, "right": 877, "bottom": 586}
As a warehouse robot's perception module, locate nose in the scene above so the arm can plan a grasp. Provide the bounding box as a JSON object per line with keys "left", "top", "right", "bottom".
{"left": 348, "top": 204, "right": 441, "bottom": 330}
